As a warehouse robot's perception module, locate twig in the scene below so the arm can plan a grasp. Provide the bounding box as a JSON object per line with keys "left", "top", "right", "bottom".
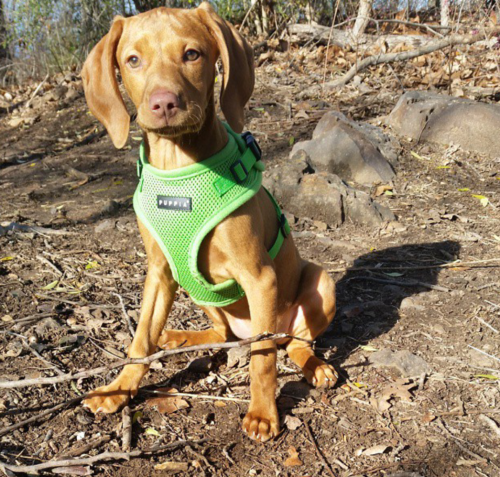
{"left": 468, "top": 345, "right": 500, "bottom": 364}
{"left": 0, "top": 332, "right": 308, "bottom": 389}
{"left": 345, "top": 276, "right": 450, "bottom": 292}
{"left": 328, "top": 257, "right": 500, "bottom": 273}
{"left": 25, "top": 74, "right": 49, "bottom": 108}
{"left": 146, "top": 390, "right": 250, "bottom": 403}
{"left": 0, "top": 438, "right": 207, "bottom": 474}
{"left": 0, "top": 222, "right": 75, "bottom": 237}
{"left": 25, "top": 344, "right": 66, "bottom": 376}
{"left": 479, "top": 414, "right": 500, "bottom": 438}
{"left": 321, "top": 26, "right": 500, "bottom": 90}
{"left": 121, "top": 406, "right": 132, "bottom": 452}
{"left": 34, "top": 293, "right": 120, "bottom": 310}
{"left": 36, "top": 255, "right": 63, "bottom": 276}
{"left": 58, "top": 435, "right": 111, "bottom": 459}
{"left": 0, "top": 396, "right": 83, "bottom": 437}
{"left": 304, "top": 421, "right": 336, "bottom": 477}
{"left": 474, "top": 316, "right": 499, "bottom": 334}
{"left": 112, "top": 292, "right": 135, "bottom": 337}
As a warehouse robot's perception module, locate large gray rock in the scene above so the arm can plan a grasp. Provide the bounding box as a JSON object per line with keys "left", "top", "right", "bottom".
{"left": 387, "top": 91, "right": 500, "bottom": 156}
{"left": 291, "top": 111, "right": 397, "bottom": 186}
{"left": 264, "top": 150, "right": 394, "bottom": 227}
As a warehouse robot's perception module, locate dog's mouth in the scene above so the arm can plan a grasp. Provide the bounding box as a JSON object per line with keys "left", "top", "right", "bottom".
{"left": 139, "top": 120, "right": 203, "bottom": 138}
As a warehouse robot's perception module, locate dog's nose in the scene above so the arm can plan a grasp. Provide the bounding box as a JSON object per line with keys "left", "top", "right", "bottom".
{"left": 149, "top": 91, "right": 180, "bottom": 119}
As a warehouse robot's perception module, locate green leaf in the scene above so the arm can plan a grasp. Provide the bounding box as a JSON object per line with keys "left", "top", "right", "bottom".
{"left": 145, "top": 427, "right": 161, "bottom": 436}
{"left": 383, "top": 272, "right": 404, "bottom": 277}
{"left": 289, "top": 137, "right": 295, "bottom": 146}
{"left": 360, "top": 345, "right": 378, "bottom": 352}
{"left": 85, "top": 260, "right": 99, "bottom": 270}
{"left": 410, "top": 151, "right": 429, "bottom": 161}
{"left": 133, "top": 411, "right": 143, "bottom": 423}
{"left": 0, "top": 256, "right": 14, "bottom": 261}
{"left": 42, "top": 280, "right": 59, "bottom": 290}
{"left": 472, "top": 194, "right": 489, "bottom": 207}
{"left": 458, "top": 188, "right": 470, "bottom": 192}
{"left": 474, "top": 374, "right": 498, "bottom": 380}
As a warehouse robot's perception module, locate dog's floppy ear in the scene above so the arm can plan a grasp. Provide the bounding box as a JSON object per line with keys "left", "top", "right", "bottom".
{"left": 81, "top": 16, "right": 130, "bottom": 149}
{"left": 197, "top": 2, "right": 254, "bottom": 133}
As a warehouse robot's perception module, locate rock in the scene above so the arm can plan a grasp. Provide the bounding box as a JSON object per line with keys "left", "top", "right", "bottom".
{"left": 188, "top": 356, "right": 212, "bottom": 373}
{"left": 371, "top": 348, "right": 431, "bottom": 377}
{"left": 227, "top": 346, "right": 250, "bottom": 368}
{"left": 35, "top": 318, "right": 61, "bottom": 336}
{"left": 94, "top": 219, "right": 116, "bottom": 234}
{"left": 291, "top": 111, "right": 397, "bottom": 186}
{"left": 387, "top": 91, "right": 500, "bottom": 156}
{"left": 263, "top": 150, "right": 395, "bottom": 228}
{"left": 400, "top": 297, "right": 425, "bottom": 312}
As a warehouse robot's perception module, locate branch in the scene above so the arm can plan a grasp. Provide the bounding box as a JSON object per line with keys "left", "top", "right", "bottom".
{"left": 0, "top": 332, "right": 306, "bottom": 389}
{"left": 322, "top": 26, "right": 500, "bottom": 90}
{"left": 0, "top": 438, "right": 207, "bottom": 474}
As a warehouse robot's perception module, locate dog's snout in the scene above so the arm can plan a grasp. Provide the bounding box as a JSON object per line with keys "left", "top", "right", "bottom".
{"left": 149, "top": 91, "right": 180, "bottom": 119}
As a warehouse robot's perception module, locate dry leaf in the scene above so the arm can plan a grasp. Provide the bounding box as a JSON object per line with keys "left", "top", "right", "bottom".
{"left": 145, "top": 387, "right": 189, "bottom": 414}
{"left": 284, "top": 446, "right": 303, "bottom": 467}
{"left": 154, "top": 461, "right": 189, "bottom": 472}
{"left": 362, "top": 444, "right": 389, "bottom": 456}
{"left": 375, "top": 184, "right": 393, "bottom": 197}
{"left": 284, "top": 415, "right": 302, "bottom": 430}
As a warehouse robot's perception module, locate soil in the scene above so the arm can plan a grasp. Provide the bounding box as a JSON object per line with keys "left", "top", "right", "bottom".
{"left": 1, "top": 50, "right": 500, "bottom": 477}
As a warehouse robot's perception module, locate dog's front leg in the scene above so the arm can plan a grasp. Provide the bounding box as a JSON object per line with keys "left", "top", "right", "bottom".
{"left": 238, "top": 263, "right": 280, "bottom": 442}
{"left": 84, "top": 227, "right": 177, "bottom": 414}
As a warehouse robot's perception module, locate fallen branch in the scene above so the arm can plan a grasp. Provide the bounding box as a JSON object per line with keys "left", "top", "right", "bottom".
{"left": 313, "top": 26, "right": 500, "bottom": 91}
{"left": 0, "top": 438, "right": 207, "bottom": 474}
{"left": 0, "top": 332, "right": 305, "bottom": 389}
{"left": 0, "top": 222, "right": 75, "bottom": 237}
{"left": 112, "top": 292, "right": 135, "bottom": 337}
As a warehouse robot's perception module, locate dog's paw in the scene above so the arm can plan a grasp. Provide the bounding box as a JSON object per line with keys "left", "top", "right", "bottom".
{"left": 83, "top": 382, "right": 137, "bottom": 414}
{"left": 157, "top": 330, "right": 185, "bottom": 349}
{"left": 302, "top": 357, "right": 338, "bottom": 388}
{"left": 242, "top": 410, "right": 280, "bottom": 443}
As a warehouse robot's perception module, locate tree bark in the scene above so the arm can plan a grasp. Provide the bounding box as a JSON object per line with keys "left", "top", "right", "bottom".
{"left": 352, "top": 0, "right": 373, "bottom": 38}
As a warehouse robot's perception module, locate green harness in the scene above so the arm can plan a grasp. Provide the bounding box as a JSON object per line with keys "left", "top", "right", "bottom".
{"left": 133, "top": 123, "right": 290, "bottom": 307}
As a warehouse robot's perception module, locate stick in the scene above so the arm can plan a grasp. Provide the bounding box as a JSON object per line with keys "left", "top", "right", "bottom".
{"left": 58, "top": 435, "right": 111, "bottom": 459}
{"left": 0, "top": 222, "right": 75, "bottom": 237}
{"left": 0, "top": 397, "right": 83, "bottom": 437}
{"left": 0, "top": 438, "right": 207, "bottom": 474}
{"left": 479, "top": 414, "right": 500, "bottom": 439}
{"left": 321, "top": 27, "right": 500, "bottom": 90}
{"left": 112, "top": 292, "right": 135, "bottom": 337}
{"left": 304, "top": 421, "right": 336, "bottom": 477}
{"left": 146, "top": 390, "right": 250, "bottom": 403}
{"left": 345, "top": 276, "right": 450, "bottom": 292}
{"left": 0, "top": 333, "right": 307, "bottom": 389}
{"left": 25, "top": 74, "right": 49, "bottom": 108}
{"left": 474, "top": 316, "right": 499, "bottom": 334}
{"left": 34, "top": 293, "right": 120, "bottom": 310}
{"left": 121, "top": 406, "right": 132, "bottom": 452}
{"left": 328, "top": 257, "right": 500, "bottom": 273}
{"left": 468, "top": 345, "right": 500, "bottom": 364}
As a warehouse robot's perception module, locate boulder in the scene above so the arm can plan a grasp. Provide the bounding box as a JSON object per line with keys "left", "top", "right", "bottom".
{"left": 291, "top": 111, "right": 397, "bottom": 186}
{"left": 264, "top": 150, "right": 394, "bottom": 227}
{"left": 387, "top": 91, "right": 500, "bottom": 156}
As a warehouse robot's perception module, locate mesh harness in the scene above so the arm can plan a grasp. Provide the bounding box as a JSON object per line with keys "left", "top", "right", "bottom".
{"left": 133, "top": 123, "right": 290, "bottom": 307}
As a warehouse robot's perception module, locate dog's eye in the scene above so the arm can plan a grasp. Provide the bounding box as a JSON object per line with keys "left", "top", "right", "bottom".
{"left": 184, "top": 49, "right": 200, "bottom": 62}
{"left": 127, "top": 55, "right": 141, "bottom": 68}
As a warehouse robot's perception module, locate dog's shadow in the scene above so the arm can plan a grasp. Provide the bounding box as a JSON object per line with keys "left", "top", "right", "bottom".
{"left": 278, "top": 239, "right": 460, "bottom": 409}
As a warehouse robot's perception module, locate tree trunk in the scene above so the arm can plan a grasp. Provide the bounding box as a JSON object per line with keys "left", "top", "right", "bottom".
{"left": 0, "top": 0, "right": 10, "bottom": 64}
{"left": 352, "top": 0, "right": 373, "bottom": 39}
{"left": 440, "top": 0, "right": 450, "bottom": 27}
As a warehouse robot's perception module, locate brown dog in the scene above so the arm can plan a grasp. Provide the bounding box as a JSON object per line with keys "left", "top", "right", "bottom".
{"left": 81, "top": 3, "right": 337, "bottom": 442}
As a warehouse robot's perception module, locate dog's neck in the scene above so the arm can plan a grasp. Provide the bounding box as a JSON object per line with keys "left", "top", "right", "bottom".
{"left": 144, "top": 104, "right": 228, "bottom": 171}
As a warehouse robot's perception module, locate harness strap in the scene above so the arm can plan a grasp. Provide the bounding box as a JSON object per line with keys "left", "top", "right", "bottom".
{"left": 264, "top": 187, "right": 291, "bottom": 259}
{"left": 213, "top": 131, "right": 265, "bottom": 197}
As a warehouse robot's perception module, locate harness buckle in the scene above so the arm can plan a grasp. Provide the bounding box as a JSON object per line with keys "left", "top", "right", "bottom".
{"left": 229, "top": 159, "right": 248, "bottom": 184}
{"left": 242, "top": 131, "right": 262, "bottom": 160}
{"left": 279, "top": 214, "right": 290, "bottom": 238}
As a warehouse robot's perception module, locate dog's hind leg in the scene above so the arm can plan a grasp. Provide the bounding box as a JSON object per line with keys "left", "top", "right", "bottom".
{"left": 285, "top": 260, "right": 338, "bottom": 388}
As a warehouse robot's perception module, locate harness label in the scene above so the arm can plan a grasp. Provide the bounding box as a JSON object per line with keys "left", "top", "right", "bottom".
{"left": 157, "top": 196, "right": 192, "bottom": 211}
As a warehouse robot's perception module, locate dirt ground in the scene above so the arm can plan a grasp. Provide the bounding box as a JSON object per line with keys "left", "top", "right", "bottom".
{"left": 1, "top": 49, "right": 500, "bottom": 477}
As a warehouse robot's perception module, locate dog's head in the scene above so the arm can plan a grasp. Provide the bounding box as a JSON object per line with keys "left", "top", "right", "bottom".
{"left": 81, "top": 3, "right": 254, "bottom": 148}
